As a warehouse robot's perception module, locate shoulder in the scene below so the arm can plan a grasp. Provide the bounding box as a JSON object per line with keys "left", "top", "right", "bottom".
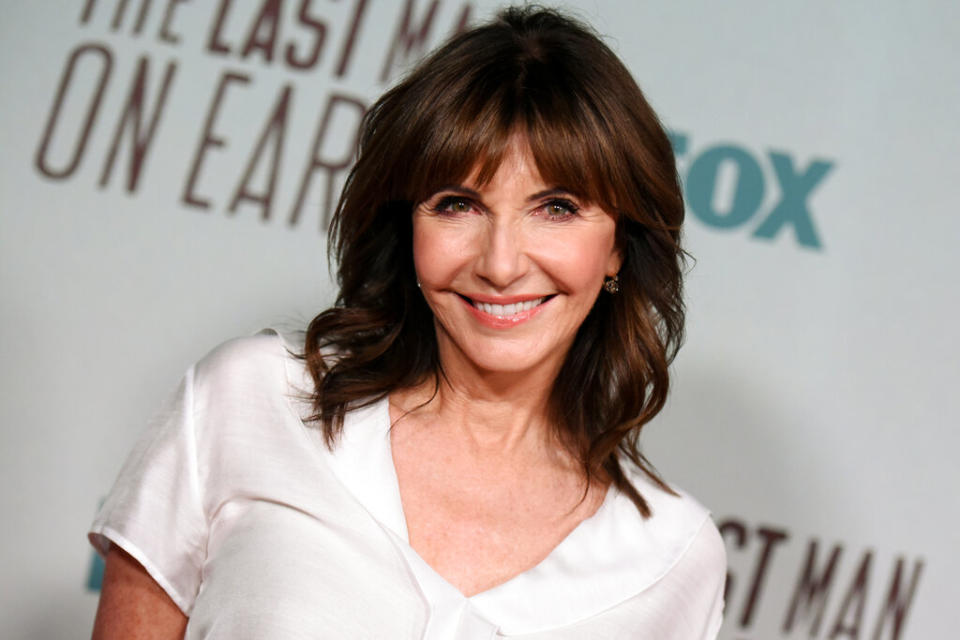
{"left": 190, "top": 329, "right": 308, "bottom": 399}
{"left": 616, "top": 466, "right": 726, "bottom": 583}
{"left": 625, "top": 466, "right": 710, "bottom": 537}
{"left": 193, "top": 329, "right": 294, "bottom": 378}
{"left": 631, "top": 485, "right": 726, "bottom": 637}
{"left": 681, "top": 515, "right": 727, "bottom": 588}
{"left": 606, "top": 471, "right": 726, "bottom": 631}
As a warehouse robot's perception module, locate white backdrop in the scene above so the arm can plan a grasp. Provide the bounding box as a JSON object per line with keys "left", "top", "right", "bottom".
{"left": 2, "top": 1, "right": 957, "bottom": 638}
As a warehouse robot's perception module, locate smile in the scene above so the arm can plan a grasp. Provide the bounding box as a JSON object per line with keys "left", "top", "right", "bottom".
{"left": 472, "top": 297, "right": 545, "bottom": 317}
{"left": 457, "top": 294, "right": 554, "bottom": 328}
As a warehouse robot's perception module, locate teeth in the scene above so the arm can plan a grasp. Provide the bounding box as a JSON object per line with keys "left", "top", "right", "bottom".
{"left": 473, "top": 297, "right": 545, "bottom": 317}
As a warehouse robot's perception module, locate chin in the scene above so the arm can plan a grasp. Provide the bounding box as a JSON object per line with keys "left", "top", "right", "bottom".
{"left": 442, "top": 334, "right": 570, "bottom": 379}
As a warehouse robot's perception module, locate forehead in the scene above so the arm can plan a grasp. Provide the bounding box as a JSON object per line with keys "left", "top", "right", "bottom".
{"left": 421, "top": 133, "right": 601, "bottom": 207}
{"left": 396, "top": 68, "right": 622, "bottom": 211}
{"left": 461, "top": 137, "right": 544, "bottom": 189}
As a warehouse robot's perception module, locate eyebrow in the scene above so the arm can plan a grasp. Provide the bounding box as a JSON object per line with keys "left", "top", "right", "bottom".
{"left": 432, "top": 185, "right": 481, "bottom": 198}
{"left": 430, "top": 186, "right": 577, "bottom": 202}
{"left": 527, "top": 188, "right": 576, "bottom": 202}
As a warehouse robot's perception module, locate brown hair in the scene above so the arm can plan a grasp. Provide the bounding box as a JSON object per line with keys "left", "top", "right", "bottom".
{"left": 304, "top": 6, "right": 686, "bottom": 517}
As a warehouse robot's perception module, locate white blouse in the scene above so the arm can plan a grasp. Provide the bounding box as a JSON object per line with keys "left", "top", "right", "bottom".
{"left": 90, "top": 330, "right": 726, "bottom": 639}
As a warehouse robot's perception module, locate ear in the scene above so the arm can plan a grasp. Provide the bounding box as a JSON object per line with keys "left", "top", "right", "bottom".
{"left": 606, "top": 215, "right": 625, "bottom": 277}
{"left": 606, "top": 244, "right": 623, "bottom": 278}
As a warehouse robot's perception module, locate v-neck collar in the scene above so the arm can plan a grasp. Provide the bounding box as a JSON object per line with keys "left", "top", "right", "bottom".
{"left": 322, "top": 398, "right": 409, "bottom": 540}
{"left": 318, "top": 393, "right": 711, "bottom": 636}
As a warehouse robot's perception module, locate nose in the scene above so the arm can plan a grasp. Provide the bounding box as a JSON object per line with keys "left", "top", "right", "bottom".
{"left": 474, "top": 220, "right": 528, "bottom": 288}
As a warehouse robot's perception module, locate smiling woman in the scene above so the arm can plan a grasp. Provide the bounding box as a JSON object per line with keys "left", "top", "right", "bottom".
{"left": 412, "top": 139, "right": 621, "bottom": 378}
{"left": 90, "top": 6, "right": 726, "bottom": 639}
{"left": 310, "top": 5, "right": 688, "bottom": 519}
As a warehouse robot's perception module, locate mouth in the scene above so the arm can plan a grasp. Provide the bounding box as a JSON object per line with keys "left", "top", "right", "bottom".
{"left": 467, "top": 296, "right": 547, "bottom": 316}
{"left": 456, "top": 293, "right": 555, "bottom": 325}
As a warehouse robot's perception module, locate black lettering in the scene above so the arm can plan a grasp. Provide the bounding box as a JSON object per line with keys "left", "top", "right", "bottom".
{"left": 739, "top": 526, "right": 789, "bottom": 628}
{"left": 289, "top": 92, "right": 366, "bottom": 230}
{"left": 334, "top": 0, "right": 369, "bottom": 78}
{"left": 451, "top": 2, "right": 472, "bottom": 34}
{"left": 105, "top": 0, "right": 152, "bottom": 34}
{"left": 80, "top": 0, "right": 98, "bottom": 24}
{"left": 34, "top": 44, "right": 113, "bottom": 180}
{"left": 717, "top": 518, "right": 747, "bottom": 603}
{"left": 871, "top": 557, "right": 923, "bottom": 640}
{"left": 206, "top": 0, "right": 233, "bottom": 55}
{"left": 285, "top": 0, "right": 327, "bottom": 70}
{"left": 379, "top": 0, "right": 440, "bottom": 82}
{"left": 181, "top": 71, "right": 250, "bottom": 209}
{"left": 99, "top": 56, "right": 177, "bottom": 191}
{"left": 783, "top": 541, "right": 843, "bottom": 635}
{"left": 241, "top": 0, "right": 282, "bottom": 63}
{"left": 159, "top": 0, "right": 190, "bottom": 44}
{"left": 829, "top": 550, "right": 873, "bottom": 639}
{"left": 228, "top": 84, "right": 292, "bottom": 220}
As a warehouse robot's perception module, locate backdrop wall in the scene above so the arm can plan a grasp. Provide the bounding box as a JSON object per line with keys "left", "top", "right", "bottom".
{"left": 2, "top": 1, "right": 956, "bottom": 638}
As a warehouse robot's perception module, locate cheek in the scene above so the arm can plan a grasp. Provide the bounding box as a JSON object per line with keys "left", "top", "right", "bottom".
{"left": 534, "top": 230, "right": 617, "bottom": 290}
{"left": 412, "top": 221, "right": 473, "bottom": 285}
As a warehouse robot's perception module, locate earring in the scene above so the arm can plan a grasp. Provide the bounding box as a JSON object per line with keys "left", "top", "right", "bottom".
{"left": 603, "top": 274, "right": 620, "bottom": 294}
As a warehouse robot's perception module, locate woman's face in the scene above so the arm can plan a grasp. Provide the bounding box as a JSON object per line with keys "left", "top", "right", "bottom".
{"left": 412, "top": 139, "right": 621, "bottom": 379}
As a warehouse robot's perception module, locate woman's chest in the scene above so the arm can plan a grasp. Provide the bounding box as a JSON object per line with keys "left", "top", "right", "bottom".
{"left": 188, "top": 499, "right": 427, "bottom": 639}
{"left": 392, "top": 442, "right": 608, "bottom": 597}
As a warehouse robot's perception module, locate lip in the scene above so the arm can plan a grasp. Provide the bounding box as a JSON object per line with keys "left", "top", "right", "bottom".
{"left": 463, "top": 293, "right": 549, "bottom": 304}
{"left": 457, "top": 293, "right": 553, "bottom": 329}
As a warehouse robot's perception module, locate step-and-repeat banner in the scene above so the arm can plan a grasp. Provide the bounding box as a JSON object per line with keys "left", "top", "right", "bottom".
{"left": 2, "top": 1, "right": 956, "bottom": 638}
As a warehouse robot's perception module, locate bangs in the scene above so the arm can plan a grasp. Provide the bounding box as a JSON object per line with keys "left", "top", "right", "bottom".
{"left": 397, "top": 53, "right": 622, "bottom": 212}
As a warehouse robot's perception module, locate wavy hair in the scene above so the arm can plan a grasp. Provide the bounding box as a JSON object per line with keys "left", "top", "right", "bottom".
{"left": 304, "top": 6, "right": 686, "bottom": 517}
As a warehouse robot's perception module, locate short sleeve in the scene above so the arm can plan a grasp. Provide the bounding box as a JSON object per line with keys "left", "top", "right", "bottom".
{"left": 88, "top": 365, "right": 207, "bottom": 615}
{"left": 696, "top": 520, "right": 727, "bottom": 639}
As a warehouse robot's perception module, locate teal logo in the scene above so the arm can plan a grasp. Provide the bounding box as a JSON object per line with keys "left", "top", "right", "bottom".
{"left": 87, "top": 498, "right": 105, "bottom": 591}
{"left": 670, "top": 132, "right": 834, "bottom": 250}
{"left": 87, "top": 549, "right": 105, "bottom": 591}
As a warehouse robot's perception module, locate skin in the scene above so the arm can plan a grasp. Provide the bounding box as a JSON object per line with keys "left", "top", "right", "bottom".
{"left": 392, "top": 138, "right": 620, "bottom": 595}
{"left": 92, "top": 137, "right": 622, "bottom": 630}
{"left": 92, "top": 546, "right": 187, "bottom": 639}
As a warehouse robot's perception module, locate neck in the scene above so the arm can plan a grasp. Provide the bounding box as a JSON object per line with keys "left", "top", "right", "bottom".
{"left": 392, "top": 342, "right": 568, "bottom": 461}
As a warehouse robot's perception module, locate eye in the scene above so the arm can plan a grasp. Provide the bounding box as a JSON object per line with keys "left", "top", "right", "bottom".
{"left": 542, "top": 198, "right": 580, "bottom": 219}
{"left": 433, "top": 196, "right": 477, "bottom": 215}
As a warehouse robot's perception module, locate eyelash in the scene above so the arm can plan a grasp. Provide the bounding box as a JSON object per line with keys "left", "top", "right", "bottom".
{"left": 431, "top": 196, "right": 580, "bottom": 219}
{"left": 543, "top": 198, "right": 580, "bottom": 218}
{"left": 432, "top": 196, "right": 475, "bottom": 215}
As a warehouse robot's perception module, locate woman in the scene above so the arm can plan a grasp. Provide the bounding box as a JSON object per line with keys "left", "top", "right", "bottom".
{"left": 91, "top": 7, "right": 726, "bottom": 639}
